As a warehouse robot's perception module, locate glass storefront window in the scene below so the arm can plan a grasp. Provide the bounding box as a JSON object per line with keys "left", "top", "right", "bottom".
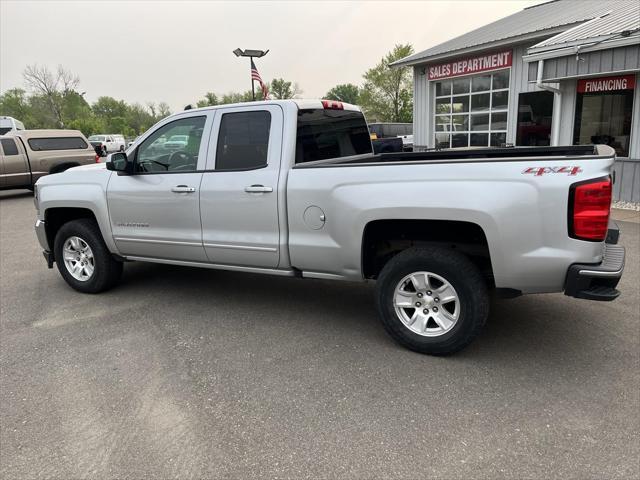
{"left": 436, "top": 80, "right": 452, "bottom": 97}
{"left": 435, "top": 97, "right": 451, "bottom": 114}
{"left": 492, "top": 91, "right": 509, "bottom": 109}
{"left": 472, "top": 75, "right": 491, "bottom": 92}
{"left": 490, "top": 132, "right": 507, "bottom": 147}
{"left": 516, "top": 91, "right": 553, "bottom": 146}
{"left": 452, "top": 96, "right": 470, "bottom": 113}
{"left": 453, "top": 78, "right": 470, "bottom": 95}
{"left": 471, "top": 93, "right": 490, "bottom": 112}
{"left": 493, "top": 70, "right": 510, "bottom": 89}
{"left": 470, "top": 133, "right": 489, "bottom": 146}
{"left": 435, "top": 132, "right": 450, "bottom": 149}
{"left": 573, "top": 90, "right": 634, "bottom": 157}
{"left": 433, "top": 69, "right": 509, "bottom": 148}
{"left": 435, "top": 115, "right": 451, "bottom": 131}
{"left": 471, "top": 114, "right": 490, "bottom": 131}
{"left": 452, "top": 115, "right": 469, "bottom": 131}
{"left": 491, "top": 112, "right": 508, "bottom": 130}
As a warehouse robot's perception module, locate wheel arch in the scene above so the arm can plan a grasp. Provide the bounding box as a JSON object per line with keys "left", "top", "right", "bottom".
{"left": 361, "top": 219, "right": 494, "bottom": 286}
{"left": 43, "top": 204, "right": 118, "bottom": 255}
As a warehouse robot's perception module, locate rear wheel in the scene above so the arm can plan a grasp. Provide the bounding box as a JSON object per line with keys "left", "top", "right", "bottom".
{"left": 375, "top": 247, "right": 489, "bottom": 355}
{"left": 54, "top": 218, "right": 123, "bottom": 293}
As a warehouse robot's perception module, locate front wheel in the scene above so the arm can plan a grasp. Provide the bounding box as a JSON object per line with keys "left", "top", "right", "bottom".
{"left": 54, "top": 218, "right": 123, "bottom": 293}
{"left": 375, "top": 247, "right": 489, "bottom": 355}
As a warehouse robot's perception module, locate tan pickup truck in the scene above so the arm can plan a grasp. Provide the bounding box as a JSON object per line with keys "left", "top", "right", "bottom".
{"left": 0, "top": 129, "right": 97, "bottom": 190}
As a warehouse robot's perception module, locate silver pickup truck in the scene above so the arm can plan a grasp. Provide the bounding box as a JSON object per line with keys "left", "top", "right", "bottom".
{"left": 33, "top": 99, "right": 625, "bottom": 355}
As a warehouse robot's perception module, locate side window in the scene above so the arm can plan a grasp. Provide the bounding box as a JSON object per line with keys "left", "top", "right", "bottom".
{"left": 136, "top": 116, "right": 206, "bottom": 173}
{"left": 0, "top": 138, "right": 19, "bottom": 155}
{"left": 215, "top": 111, "right": 271, "bottom": 171}
{"left": 296, "top": 109, "right": 372, "bottom": 164}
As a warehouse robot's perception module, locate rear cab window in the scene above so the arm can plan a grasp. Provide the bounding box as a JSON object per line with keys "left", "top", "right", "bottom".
{"left": 295, "top": 109, "right": 372, "bottom": 164}
{"left": 28, "top": 137, "right": 88, "bottom": 151}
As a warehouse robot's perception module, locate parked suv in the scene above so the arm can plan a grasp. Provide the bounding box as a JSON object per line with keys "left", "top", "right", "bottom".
{"left": 88, "top": 134, "right": 126, "bottom": 155}
{"left": 0, "top": 129, "right": 97, "bottom": 190}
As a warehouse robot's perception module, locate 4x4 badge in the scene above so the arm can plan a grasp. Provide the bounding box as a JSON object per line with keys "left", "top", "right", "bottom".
{"left": 523, "top": 166, "right": 582, "bottom": 176}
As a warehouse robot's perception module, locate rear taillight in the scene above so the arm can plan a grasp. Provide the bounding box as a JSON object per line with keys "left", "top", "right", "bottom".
{"left": 321, "top": 99, "right": 344, "bottom": 110}
{"left": 569, "top": 176, "right": 612, "bottom": 241}
{"left": 95, "top": 154, "right": 100, "bottom": 163}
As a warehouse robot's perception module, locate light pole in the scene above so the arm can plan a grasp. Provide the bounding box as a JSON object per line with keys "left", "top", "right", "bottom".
{"left": 233, "top": 48, "right": 269, "bottom": 101}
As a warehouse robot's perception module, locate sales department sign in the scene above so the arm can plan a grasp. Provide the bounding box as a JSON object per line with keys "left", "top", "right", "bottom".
{"left": 428, "top": 50, "right": 512, "bottom": 81}
{"left": 577, "top": 75, "right": 636, "bottom": 93}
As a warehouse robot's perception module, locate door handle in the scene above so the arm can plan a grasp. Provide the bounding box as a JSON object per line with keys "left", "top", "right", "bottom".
{"left": 171, "top": 185, "right": 196, "bottom": 193}
{"left": 244, "top": 185, "right": 273, "bottom": 193}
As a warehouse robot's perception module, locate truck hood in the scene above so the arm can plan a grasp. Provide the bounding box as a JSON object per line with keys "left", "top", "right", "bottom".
{"left": 36, "top": 161, "right": 109, "bottom": 186}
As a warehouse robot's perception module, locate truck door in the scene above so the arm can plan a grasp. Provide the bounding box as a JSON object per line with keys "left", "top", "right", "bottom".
{"left": 0, "top": 138, "right": 30, "bottom": 188}
{"left": 107, "top": 112, "right": 214, "bottom": 262}
{"left": 200, "top": 104, "right": 283, "bottom": 268}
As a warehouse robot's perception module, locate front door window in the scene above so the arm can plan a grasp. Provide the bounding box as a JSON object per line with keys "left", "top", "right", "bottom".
{"left": 136, "top": 116, "right": 206, "bottom": 172}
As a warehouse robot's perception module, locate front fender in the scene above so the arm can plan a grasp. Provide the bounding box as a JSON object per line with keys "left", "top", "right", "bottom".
{"left": 37, "top": 182, "right": 119, "bottom": 255}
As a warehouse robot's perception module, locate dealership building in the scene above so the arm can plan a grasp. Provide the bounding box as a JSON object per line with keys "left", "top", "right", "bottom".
{"left": 393, "top": 0, "right": 640, "bottom": 201}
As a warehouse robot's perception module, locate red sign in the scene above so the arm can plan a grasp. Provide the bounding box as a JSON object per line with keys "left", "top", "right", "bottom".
{"left": 428, "top": 50, "right": 512, "bottom": 80}
{"left": 577, "top": 75, "right": 636, "bottom": 93}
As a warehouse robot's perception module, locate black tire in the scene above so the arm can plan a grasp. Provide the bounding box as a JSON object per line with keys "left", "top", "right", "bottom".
{"left": 375, "top": 247, "right": 489, "bottom": 355}
{"left": 119, "top": 145, "right": 125, "bottom": 152}
{"left": 53, "top": 218, "right": 123, "bottom": 293}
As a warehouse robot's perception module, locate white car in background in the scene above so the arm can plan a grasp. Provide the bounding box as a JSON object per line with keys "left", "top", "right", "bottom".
{"left": 88, "top": 134, "right": 126, "bottom": 155}
{"left": 163, "top": 134, "right": 189, "bottom": 151}
{"left": 0, "top": 116, "right": 25, "bottom": 135}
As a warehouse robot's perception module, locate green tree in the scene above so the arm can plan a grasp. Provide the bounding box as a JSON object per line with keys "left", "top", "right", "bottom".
{"left": 269, "top": 78, "right": 301, "bottom": 99}
{"left": 324, "top": 83, "right": 361, "bottom": 104}
{"left": 359, "top": 44, "right": 414, "bottom": 122}
{"left": 157, "top": 102, "right": 171, "bottom": 118}
{"left": 22, "top": 64, "right": 79, "bottom": 127}
{"left": 197, "top": 92, "right": 219, "bottom": 108}
{"left": 0, "top": 88, "right": 33, "bottom": 126}
{"left": 92, "top": 96, "right": 128, "bottom": 120}
{"left": 27, "top": 94, "right": 59, "bottom": 129}
{"left": 220, "top": 90, "right": 255, "bottom": 104}
{"left": 66, "top": 116, "right": 105, "bottom": 137}
{"left": 126, "top": 103, "right": 155, "bottom": 135}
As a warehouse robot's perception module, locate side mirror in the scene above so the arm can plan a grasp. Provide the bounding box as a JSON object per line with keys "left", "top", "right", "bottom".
{"left": 106, "top": 152, "right": 133, "bottom": 174}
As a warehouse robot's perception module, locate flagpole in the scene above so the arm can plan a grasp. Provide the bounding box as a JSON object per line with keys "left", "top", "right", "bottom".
{"left": 250, "top": 57, "right": 256, "bottom": 101}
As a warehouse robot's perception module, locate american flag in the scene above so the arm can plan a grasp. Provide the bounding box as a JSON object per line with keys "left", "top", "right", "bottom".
{"left": 251, "top": 59, "right": 269, "bottom": 100}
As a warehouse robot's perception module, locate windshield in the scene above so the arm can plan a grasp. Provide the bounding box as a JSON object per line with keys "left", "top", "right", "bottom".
{"left": 88, "top": 135, "right": 106, "bottom": 141}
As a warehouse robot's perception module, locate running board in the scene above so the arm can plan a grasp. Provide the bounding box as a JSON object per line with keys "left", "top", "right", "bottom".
{"left": 124, "top": 256, "right": 300, "bottom": 277}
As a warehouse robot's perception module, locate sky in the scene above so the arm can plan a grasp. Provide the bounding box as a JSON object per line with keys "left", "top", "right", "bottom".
{"left": 1, "top": 0, "right": 542, "bottom": 111}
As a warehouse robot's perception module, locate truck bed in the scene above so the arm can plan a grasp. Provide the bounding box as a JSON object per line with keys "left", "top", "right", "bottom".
{"left": 293, "top": 145, "right": 600, "bottom": 168}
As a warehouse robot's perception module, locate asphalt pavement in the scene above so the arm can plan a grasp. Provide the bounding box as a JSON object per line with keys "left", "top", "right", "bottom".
{"left": 1, "top": 189, "right": 638, "bottom": 479}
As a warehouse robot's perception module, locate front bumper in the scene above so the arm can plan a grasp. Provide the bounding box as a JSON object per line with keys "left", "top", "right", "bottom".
{"left": 35, "top": 219, "right": 49, "bottom": 251}
{"left": 35, "top": 219, "right": 54, "bottom": 268}
{"left": 564, "top": 226, "right": 625, "bottom": 301}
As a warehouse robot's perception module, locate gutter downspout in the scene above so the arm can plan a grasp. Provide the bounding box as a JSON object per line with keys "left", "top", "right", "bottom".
{"left": 536, "top": 59, "right": 562, "bottom": 146}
